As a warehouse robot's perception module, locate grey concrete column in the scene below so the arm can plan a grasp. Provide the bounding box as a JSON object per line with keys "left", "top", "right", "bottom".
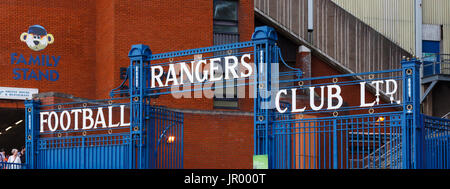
{"left": 296, "top": 45, "right": 311, "bottom": 81}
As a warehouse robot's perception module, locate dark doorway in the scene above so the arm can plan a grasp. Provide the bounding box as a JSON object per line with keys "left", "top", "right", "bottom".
{"left": 0, "top": 108, "right": 25, "bottom": 157}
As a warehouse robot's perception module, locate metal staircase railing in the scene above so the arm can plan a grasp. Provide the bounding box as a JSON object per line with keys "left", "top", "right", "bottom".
{"left": 422, "top": 54, "right": 450, "bottom": 77}
{"left": 363, "top": 136, "right": 402, "bottom": 169}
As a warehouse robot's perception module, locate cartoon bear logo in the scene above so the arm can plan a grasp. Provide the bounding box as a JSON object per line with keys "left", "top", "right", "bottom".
{"left": 20, "top": 25, "right": 54, "bottom": 51}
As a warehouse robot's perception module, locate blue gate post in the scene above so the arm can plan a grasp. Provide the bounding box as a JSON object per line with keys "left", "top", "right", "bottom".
{"left": 25, "top": 100, "right": 40, "bottom": 169}
{"left": 333, "top": 119, "right": 338, "bottom": 169}
{"left": 128, "top": 44, "right": 152, "bottom": 169}
{"left": 252, "top": 26, "right": 279, "bottom": 168}
{"left": 401, "top": 57, "right": 422, "bottom": 169}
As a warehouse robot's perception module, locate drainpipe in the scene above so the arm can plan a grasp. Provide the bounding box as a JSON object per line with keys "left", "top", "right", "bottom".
{"left": 296, "top": 46, "right": 311, "bottom": 95}
{"left": 415, "top": 0, "right": 424, "bottom": 105}
{"left": 307, "top": 0, "right": 314, "bottom": 43}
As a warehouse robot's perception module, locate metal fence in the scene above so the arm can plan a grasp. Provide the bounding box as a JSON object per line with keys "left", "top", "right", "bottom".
{"left": 37, "top": 134, "right": 131, "bottom": 169}
{"left": 253, "top": 26, "right": 450, "bottom": 169}
{"left": 269, "top": 113, "right": 404, "bottom": 169}
{"left": 256, "top": 65, "right": 408, "bottom": 169}
{"left": 422, "top": 54, "right": 450, "bottom": 77}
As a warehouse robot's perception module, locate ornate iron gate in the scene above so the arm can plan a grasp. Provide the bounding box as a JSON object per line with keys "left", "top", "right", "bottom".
{"left": 24, "top": 26, "right": 449, "bottom": 169}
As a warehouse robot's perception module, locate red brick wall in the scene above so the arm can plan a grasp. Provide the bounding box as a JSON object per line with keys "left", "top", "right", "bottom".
{"left": 108, "top": 0, "right": 255, "bottom": 168}
{"left": 95, "top": 0, "right": 116, "bottom": 99}
{"left": 0, "top": 0, "right": 254, "bottom": 112}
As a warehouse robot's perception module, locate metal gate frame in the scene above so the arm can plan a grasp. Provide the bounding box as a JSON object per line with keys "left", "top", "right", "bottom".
{"left": 24, "top": 44, "right": 187, "bottom": 169}
{"left": 25, "top": 98, "right": 183, "bottom": 169}
{"left": 252, "top": 27, "right": 450, "bottom": 169}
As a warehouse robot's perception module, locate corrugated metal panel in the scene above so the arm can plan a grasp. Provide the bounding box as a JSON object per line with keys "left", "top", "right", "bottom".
{"left": 255, "top": 0, "right": 411, "bottom": 101}
{"left": 332, "top": 0, "right": 415, "bottom": 55}
{"left": 255, "top": 0, "right": 410, "bottom": 74}
{"left": 213, "top": 33, "right": 239, "bottom": 45}
{"left": 422, "top": 0, "right": 450, "bottom": 55}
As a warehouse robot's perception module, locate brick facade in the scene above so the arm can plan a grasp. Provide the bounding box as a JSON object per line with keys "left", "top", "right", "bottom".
{"left": 0, "top": 0, "right": 392, "bottom": 169}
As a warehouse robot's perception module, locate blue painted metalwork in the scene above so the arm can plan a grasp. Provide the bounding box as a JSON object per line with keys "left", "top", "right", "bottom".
{"left": 23, "top": 43, "right": 184, "bottom": 169}
{"left": 261, "top": 49, "right": 450, "bottom": 169}
{"left": 24, "top": 27, "right": 281, "bottom": 169}
{"left": 422, "top": 40, "right": 441, "bottom": 76}
{"left": 22, "top": 25, "right": 450, "bottom": 169}
{"left": 252, "top": 25, "right": 406, "bottom": 169}
{"left": 401, "top": 58, "right": 421, "bottom": 168}
{"left": 128, "top": 44, "right": 150, "bottom": 169}
{"left": 150, "top": 106, "right": 184, "bottom": 169}
{"left": 254, "top": 33, "right": 449, "bottom": 169}
{"left": 252, "top": 26, "right": 280, "bottom": 169}
{"left": 149, "top": 41, "right": 257, "bottom": 61}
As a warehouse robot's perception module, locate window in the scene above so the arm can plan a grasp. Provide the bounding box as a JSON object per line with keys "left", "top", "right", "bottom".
{"left": 213, "top": 0, "right": 238, "bottom": 34}
{"left": 213, "top": 0, "right": 239, "bottom": 45}
{"left": 213, "top": 0, "right": 239, "bottom": 109}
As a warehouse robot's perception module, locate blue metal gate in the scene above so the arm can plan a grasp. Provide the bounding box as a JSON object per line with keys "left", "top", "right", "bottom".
{"left": 23, "top": 26, "right": 450, "bottom": 169}
{"left": 24, "top": 43, "right": 186, "bottom": 169}
{"left": 251, "top": 27, "right": 450, "bottom": 169}
{"left": 25, "top": 98, "right": 183, "bottom": 169}
{"left": 423, "top": 115, "right": 450, "bottom": 169}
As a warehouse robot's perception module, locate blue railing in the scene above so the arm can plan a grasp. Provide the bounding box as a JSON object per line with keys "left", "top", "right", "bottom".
{"left": 20, "top": 25, "right": 449, "bottom": 169}
{"left": 36, "top": 134, "right": 131, "bottom": 169}
{"left": 422, "top": 54, "right": 450, "bottom": 77}
{"left": 25, "top": 97, "right": 183, "bottom": 169}
{"left": 423, "top": 115, "right": 450, "bottom": 169}
{"left": 268, "top": 112, "right": 404, "bottom": 169}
